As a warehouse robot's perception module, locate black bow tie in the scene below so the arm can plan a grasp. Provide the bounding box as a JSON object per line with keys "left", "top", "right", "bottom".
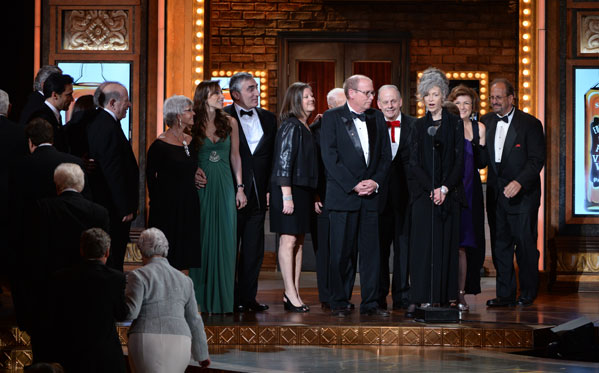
{"left": 351, "top": 111, "right": 366, "bottom": 122}
{"left": 498, "top": 115, "right": 509, "bottom": 123}
{"left": 240, "top": 109, "right": 253, "bottom": 117}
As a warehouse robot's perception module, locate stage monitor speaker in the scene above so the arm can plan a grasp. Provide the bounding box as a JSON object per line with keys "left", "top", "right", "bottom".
{"left": 546, "top": 316, "right": 598, "bottom": 361}
{"left": 414, "top": 306, "right": 459, "bottom": 323}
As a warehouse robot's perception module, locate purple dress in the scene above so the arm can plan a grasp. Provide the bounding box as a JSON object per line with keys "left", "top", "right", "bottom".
{"left": 459, "top": 140, "right": 477, "bottom": 248}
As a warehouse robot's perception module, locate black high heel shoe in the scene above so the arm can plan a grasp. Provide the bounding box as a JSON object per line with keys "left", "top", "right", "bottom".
{"left": 283, "top": 294, "right": 309, "bottom": 313}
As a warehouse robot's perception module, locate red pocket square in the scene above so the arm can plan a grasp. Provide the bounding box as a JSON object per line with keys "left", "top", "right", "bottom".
{"left": 515, "top": 144, "right": 521, "bottom": 148}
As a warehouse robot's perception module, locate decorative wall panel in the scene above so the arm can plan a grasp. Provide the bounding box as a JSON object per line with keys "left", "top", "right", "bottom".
{"left": 63, "top": 10, "right": 129, "bottom": 51}
{"left": 580, "top": 14, "right": 599, "bottom": 55}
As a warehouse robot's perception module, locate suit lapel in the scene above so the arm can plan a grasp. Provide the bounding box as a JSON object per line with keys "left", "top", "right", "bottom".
{"left": 486, "top": 116, "right": 498, "bottom": 173}
{"left": 226, "top": 105, "right": 252, "bottom": 155}
{"left": 501, "top": 111, "right": 519, "bottom": 163}
{"left": 340, "top": 105, "right": 366, "bottom": 166}
{"left": 254, "top": 108, "right": 269, "bottom": 154}
{"left": 365, "top": 110, "right": 377, "bottom": 166}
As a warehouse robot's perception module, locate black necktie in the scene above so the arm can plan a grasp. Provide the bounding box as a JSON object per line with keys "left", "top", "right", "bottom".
{"left": 240, "top": 109, "right": 253, "bottom": 117}
{"left": 351, "top": 111, "right": 366, "bottom": 122}
{"left": 498, "top": 115, "right": 509, "bottom": 123}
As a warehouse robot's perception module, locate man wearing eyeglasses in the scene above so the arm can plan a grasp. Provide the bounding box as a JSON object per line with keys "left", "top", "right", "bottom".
{"left": 320, "top": 74, "right": 391, "bottom": 317}
{"left": 480, "top": 78, "right": 545, "bottom": 308}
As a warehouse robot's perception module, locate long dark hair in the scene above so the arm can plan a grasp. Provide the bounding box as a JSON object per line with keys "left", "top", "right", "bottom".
{"left": 279, "top": 82, "right": 311, "bottom": 123}
{"left": 191, "top": 80, "right": 231, "bottom": 147}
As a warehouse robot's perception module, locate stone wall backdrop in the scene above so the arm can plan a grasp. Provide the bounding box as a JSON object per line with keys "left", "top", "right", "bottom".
{"left": 208, "top": 0, "right": 519, "bottom": 114}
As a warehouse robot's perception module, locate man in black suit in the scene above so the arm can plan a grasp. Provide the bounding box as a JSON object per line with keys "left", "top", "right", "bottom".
{"left": 481, "top": 78, "right": 545, "bottom": 307}
{"left": 87, "top": 82, "right": 139, "bottom": 272}
{"left": 25, "top": 73, "right": 74, "bottom": 152}
{"left": 310, "top": 88, "right": 348, "bottom": 309}
{"left": 375, "top": 84, "right": 416, "bottom": 311}
{"left": 224, "top": 72, "right": 276, "bottom": 312}
{"left": 19, "top": 65, "right": 62, "bottom": 126}
{"left": 49, "top": 228, "right": 128, "bottom": 372}
{"left": 320, "top": 75, "right": 392, "bottom": 316}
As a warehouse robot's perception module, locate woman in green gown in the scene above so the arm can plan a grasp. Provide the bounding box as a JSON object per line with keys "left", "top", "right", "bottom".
{"left": 189, "top": 81, "right": 247, "bottom": 314}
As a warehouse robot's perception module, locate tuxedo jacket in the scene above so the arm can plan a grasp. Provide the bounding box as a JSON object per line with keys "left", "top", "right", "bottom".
{"left": 224, "top": 104, "right": 277, "bottom": 209}
{"left": 86, "top": 109, "right": 139, "bottom": 218}
{"left": 480, "top": 108, "right": 545, "bottom": 214}
{"left": 378, "top": 113, "right": 417, "bottom": 213}
{"left": 320, "top": 104, "right": 391, "bottom": 211}
{"left": 28, "top": 103, "right": 68, "bottom": 152}
{"left": 19, "top": 91, "right": 45, "bottom": 126}
{"left": 50, "top": 260, "right": 128, "bottom": 373}
{"left": 0, "top": 116, "right": 25, "bottom": 221}
{"left": 35, "top": 191, "right": 110, "bottom": 275}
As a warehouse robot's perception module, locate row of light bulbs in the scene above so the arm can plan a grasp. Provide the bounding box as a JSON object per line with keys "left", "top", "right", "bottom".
{"left": 211, "top": 70, "right": 269, "bottom": 108}
{"left": 519, "top": 0, "right": 534, "bottom": 114}
{"left": 193, "top": 0, "right": 204, "bottom": 89}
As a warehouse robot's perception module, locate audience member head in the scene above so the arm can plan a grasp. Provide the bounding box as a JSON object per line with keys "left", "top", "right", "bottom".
{"left": 54, "top": 163, "right": 85, "bottom": 194}
{"left": 192, "top": 81, "right": 230, "bottom": 147}
{"left": 417, "top": 67, "right": 449, "bottom": 117}
{"left": 489, "top": 78, "right": 515, "bottom": 116}
{"left": 25, "top": 118, "right": 54, "bottom": 149}
{"left": 80, "top": 228, "right": 111, "bottom": 262}
{"left": 163, "top": 94, "right": 194, "bottom": 128}
{"left": 33, "top": 65, "right": 62, "bottom": 92}
{"left": 326, "top": 88, "right": 346, "bottom": 109}
{"left": 0, "top": 89, "right": 9, "bottom": 116}
{"left": 72, "top": 94, "right": 95, "bottom": 116}
{"left": 442, "top": 101, "right": 460, "bottom": 117}
{"left": 343, "top": 74, "right": 374, "bottom": 114}
{"left": 43, "top": 73, "right": 74, "bottom": 112}
{"left": 447, "top": 85, "right": 480, "bottom": 122}
{"left": 377, "top": 84, "right": 402, "bottom": 121}
{"left": 229, "top": 72, "right": 259, "bottom": 110}
{"left": 137, "top": 228, "right": 169, "bottom": 258}
{"left": 94, "top": 82, "right": 131, "bottom": 120}
{"left": 279, "top": 82, "right": 314, "bottom": 123}
{"left": 24, "top": 362, "right": 64, "bottom": 373}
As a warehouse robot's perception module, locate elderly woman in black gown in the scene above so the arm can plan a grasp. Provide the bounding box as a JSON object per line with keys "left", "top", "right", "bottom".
{"left": 146, "top": 95, "right": 202, "bottom": 271}
{"left": 405, "top": 67, "right": 464, "bottom": 318}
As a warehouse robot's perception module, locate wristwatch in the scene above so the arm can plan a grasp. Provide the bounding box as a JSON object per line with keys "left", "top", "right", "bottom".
{"left": 237, "top": 183, "right": 245, "bottom": 189}
{"left": 440, "top": 185, "right": 448, "bottom": 195}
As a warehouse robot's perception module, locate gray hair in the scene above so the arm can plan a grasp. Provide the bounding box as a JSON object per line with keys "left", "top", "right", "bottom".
{"left": 80, "top": 228, "right": 111, "bottom": 259}
{"left": 54, "top": 163, "right": 85, "bottom": 192}
{"left": 0, "top": 89, "right": 9, "bottom": 115}
{"left": 417, "top": 67, "right": 449, "bottom": 101}
{"left": 343, "top": 74, "right": 371, "bottom": 98}
{"left": 137, "top": 228, "right": 169, "bottom": 258}
{"left": 33, "top": 65, "right": 62, "bottom": 91}
{"left": 326, "top": 88, "right": 345, "bottom": 108}
{"left": 378, "top": 84, "right": 401, "bottom": 99}
{"left": 229, "top": 72, "right": 254, "bottom": 94}
{"left": 163, "top": 95, "right": 193, "bottom": 127}
{"left": 93, "top": 81, "right": 126, "bottom": 108}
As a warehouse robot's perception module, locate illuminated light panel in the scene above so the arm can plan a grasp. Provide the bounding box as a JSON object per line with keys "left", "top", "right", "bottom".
{"left": 523, "top": 107, "right": 530, "bottom": 113}
{"left": 523, "top": 95, "right": 530, "bottom": 101}
{"left": 210, "top": 70, "right": 269, "bottom": 108}
{"left": 523, "top": 8, "right": 530, "bottom": 15}
{"left": 193, "top": 1, "right": 205, "bottom": 89}
{"left": 523, "top": 82, "right": 530, "bottom": 88}
{"left": 522, "top": 58, "right": 529, "bottom": 64}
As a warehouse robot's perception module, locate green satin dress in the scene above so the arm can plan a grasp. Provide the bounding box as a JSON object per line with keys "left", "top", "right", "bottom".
{"left": 189, "top": 136, "right": 236, "bottom": 313}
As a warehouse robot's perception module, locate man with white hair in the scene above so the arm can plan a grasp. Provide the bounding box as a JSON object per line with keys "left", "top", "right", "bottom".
{"left": 87, "top": 81, "right": 139, "bottom": 272}
{"left": 19, "top": 65, "right": 62, "bottom": 126}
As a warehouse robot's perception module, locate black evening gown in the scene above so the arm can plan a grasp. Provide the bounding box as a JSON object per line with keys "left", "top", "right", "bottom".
{"left": 408, "top": 108, "right": 464, "bottom": 305}
{"left": 146, "top": 140, "right": 202, "bottom": 269}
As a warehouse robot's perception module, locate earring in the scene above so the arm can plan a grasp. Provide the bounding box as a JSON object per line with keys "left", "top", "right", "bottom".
{"left": 178, "top": 118, "right": 182, "bottom": 128}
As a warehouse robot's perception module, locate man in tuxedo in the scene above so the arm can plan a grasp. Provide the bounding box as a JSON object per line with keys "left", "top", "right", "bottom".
{"left": 310, "top": 87, "right": 347, "bottom": 309}
{"left": 19, "top": 65, "right": 62, "bottom": 126}
{"left": 320, "top": 75, "right": 392, "bottom": 316}
{"left": 224, "top": 72, "right": 276, "bottom": 312}
{"left": 376, "top": 84, "right": 416, "bottom": 310}
{"left": 49, "top": 228, "right": 128, "bottom": 372}
{"left": 481, "top": 78, "right": 545, "bottom": 307}
{"left": 25, "top": 72, "right": 74, "bottom": 152}
{"left": 87, "top": 82, "right": 139, "bottom": 272}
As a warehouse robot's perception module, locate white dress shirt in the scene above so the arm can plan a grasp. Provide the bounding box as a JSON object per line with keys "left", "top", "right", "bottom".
{"left": 103, "top": 107, "right": 118, "bottom": 122}
{"left": 494, "top": 108, "right": 515, "bottom": 163}
{"left": 234, "top": 103, "right": 263, "bottom": 154}
{"left": 347, "top": 103, "right": 370, "bottom": 165}
{"left": 387, "top": 113, "right": 402, "bottom": 160}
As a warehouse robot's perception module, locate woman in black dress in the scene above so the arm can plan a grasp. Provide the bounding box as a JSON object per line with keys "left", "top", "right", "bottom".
{"left": 448, "top": 85, "right": 487, "bottom": 311}
{"left": 406, "top": 68, "right": 464, "bottom": 317}
{"left": 146, "top": 95, "right": 202, "bottom": 270}
{"left": 270, "top": 82, "right": 318, "bottom": 312}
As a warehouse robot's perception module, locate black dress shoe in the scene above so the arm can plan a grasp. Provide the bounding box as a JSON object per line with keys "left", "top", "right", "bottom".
{"left": 360, "top": 307, "right": 390, "bottom": 316}
{"left": 517, "top": 297, "right": 534, "bottom": 307}
{"left": 245, "top": 301, "right": 269, "bottom": 312}
{"left": 486, "top": 297, "right": 516, "bottom": 307}
{"left": 331, "top": 308, "right": 350, "bottom": 317}
{"left": 321, "top": 302, "right": 331, "bottom": 310}
{"left": 235, "top": 304, "right": 247, "bottom": 313}
{"left": 393, "top": 299, "right": 410, "bottom": 310}
{"left": 347, "top": 303, "right": 355, "bottom": 310}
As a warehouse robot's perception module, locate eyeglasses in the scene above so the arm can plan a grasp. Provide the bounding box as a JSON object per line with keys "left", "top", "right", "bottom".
{"left": 489, "top": 95, "right": 507, "bottom": 101}
{"left": 353, "top": 89, "right": 376, "bottom": 97}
